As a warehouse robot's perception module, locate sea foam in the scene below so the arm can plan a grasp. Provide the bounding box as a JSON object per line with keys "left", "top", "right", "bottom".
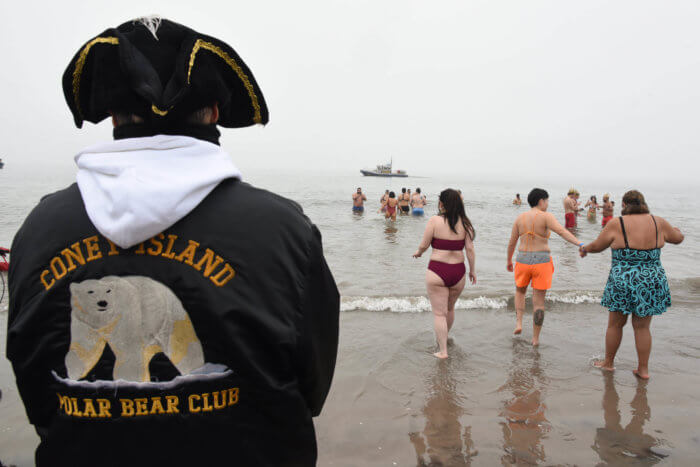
{"left": 340, "top": 295, "right": 507, "bottom": 313}
{"left": 341, "top": 291, "right": 602, "bottom": 312}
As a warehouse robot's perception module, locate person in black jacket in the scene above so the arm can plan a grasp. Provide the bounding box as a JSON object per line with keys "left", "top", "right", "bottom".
{"left": 7, "top": 17, "right": 339, "bottom": 467}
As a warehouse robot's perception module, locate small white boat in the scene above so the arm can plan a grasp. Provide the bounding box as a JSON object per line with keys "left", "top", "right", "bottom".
{"left": 360, "top": 159, "right": 408, "bottom": 177}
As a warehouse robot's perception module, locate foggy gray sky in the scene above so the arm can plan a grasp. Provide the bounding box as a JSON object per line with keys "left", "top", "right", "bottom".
{"left": 1, "top": 0, "right": 698, "bottom": 182}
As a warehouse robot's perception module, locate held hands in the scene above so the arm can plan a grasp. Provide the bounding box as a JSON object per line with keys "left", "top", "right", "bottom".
{"left": 579, "top": 243, "right": 587, "bottom": 258}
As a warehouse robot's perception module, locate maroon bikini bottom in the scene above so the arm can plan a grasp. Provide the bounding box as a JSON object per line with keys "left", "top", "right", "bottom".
{"left": 428, "top": 261, "right": 466, "bottom": 287}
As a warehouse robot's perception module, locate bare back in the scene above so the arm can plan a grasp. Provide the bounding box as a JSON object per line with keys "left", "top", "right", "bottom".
{"left": 609, "top": 215, "right": 665, "bottom": 250}
{"left": 515, "top": 210, "right": 551, "bottom": 252}
{"left": 423, "top": 215, "right": 470, "bottom": 263}
{"left": 586, "top": 213, "right": 683, "bottom": 254}
{"left": 411, "top": 193, "right": 425, "bottom": 208}
{"left": 564, "top": 197, "right": 577, "bottom": 214}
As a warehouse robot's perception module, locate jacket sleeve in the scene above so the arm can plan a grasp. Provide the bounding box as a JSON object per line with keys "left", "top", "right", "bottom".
{"left": 6, "top": 220, "right": 63, "bottom": 430}
{"left": 297, "top": 225, "right": 340, "bottom": 417}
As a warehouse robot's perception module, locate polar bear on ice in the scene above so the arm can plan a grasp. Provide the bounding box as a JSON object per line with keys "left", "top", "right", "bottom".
{"left": 65, "top": 275, "right": 205, "bottom": 382}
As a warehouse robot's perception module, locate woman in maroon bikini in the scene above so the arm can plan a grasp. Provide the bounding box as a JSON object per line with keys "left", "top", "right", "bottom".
{"left": 413, "top": 189, "right": 476, "bottom": 359}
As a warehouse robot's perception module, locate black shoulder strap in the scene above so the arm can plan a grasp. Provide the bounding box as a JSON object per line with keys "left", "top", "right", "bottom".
{"left": 619, "top": 216, "right": 629, "bottom": 248}
{"left": 651, "top": 215, "right": 658, "bottom": 249}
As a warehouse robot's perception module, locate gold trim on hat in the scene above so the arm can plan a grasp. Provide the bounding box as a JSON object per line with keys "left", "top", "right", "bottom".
{"left": 72, "top": 37, "right": 120, "bottom": 119}
{"left": 72, "top": 36, "right": 262, "bottom": 123}
{"left": 151, "top": 104, "right": 169, "bottom": 116}
{"left": 187, "top": 39, "right": 262, "bottom": 124}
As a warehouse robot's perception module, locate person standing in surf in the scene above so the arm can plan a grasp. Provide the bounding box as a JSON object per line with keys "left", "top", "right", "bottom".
{"left": 398, "top": 188, "right": 411, "bottom": 214}
{"left": 385, "top": 191, "right": 399, "bottom": 221}
{"left": 585, "top": 195, "right": 599, "bottom": 221}
{"left": 507, "top": 188, "right": 583, "bottom": 346}
{"left": 380, "top": 190, "right": 389, "bottom": 212}
{"left": 413, "top": 189, "right": 476, "bottom": 359}
{"left": 352, "top": 187, "right": 367, "bottom": 212}
{"left": 580, "top": 190, "right": 683, "bottom": 379}
{"left": 411, "top": 188, "right": 426, "bottom": 215}
{"left": 564, "top": 189, "right": 578, "bottom": 229}
{"left": 601, "top": 194, "right": 614, "bottom": 227}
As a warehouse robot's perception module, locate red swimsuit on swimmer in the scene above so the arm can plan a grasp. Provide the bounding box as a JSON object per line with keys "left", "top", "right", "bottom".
{"left": 431, "top": 238, "right": 464, "bottom": 250}
{"left": 428, "top": 238, "right": 466, "bottom": 287}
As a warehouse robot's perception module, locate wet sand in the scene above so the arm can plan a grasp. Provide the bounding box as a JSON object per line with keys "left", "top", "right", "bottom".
{"left": 316, "top": 305, "right": 699, "bottom": 466}
{"left": 2, "top": 302, "right": 699, "bottom": 465}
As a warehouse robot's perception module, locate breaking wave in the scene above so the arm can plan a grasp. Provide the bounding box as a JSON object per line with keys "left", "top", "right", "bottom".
{"left": 341, "top": 295, "right": 508, "bottom": 313}
{"left": 341, "top": 291, "right": 603, "bottom": 312}
{"left": 546, "top": 292, "right": 601, "bottom": 304}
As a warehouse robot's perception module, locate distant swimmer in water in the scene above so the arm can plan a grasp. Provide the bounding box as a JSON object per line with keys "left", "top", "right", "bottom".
{"left": 380, "top": 189, "right": 389, "bottom": 212}
{"left": 352, "top": 187, "right": 367, "bottom": 212}
{"left": 585, "top": 195, "right": 599, "bottom": 221}
{"left": 399, "top": 188, "right": 411, "bottom": 214}
{"left": 385, "top": 191, "right": 398, "bottom": 221}
{"left": 601, "top": 194, "right": 614, "bottom": 227}
{"left": 581, "top": 190, "right": 684, "bottom": 379}
{"left": 513, "top": 194, "right": 522, "bottom": 205}
{"left": 564, "top": 188, "right": 578, "bottom": 229}
{"left": 413, "top": 189, "right": 476, "bottom": 359}
{"left": 411, "top": 187, "right": 427, "bottom": 215}
{"left": 507, "top": 188, "right": 582, "bottom": 346}
{"left": 379, "top": 190, "right": 389, "bottom": 210}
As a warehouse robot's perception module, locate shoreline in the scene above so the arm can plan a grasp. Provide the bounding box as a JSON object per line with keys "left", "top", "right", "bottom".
{"left": 2, "top": 304, "right": 699, "bottom": 465}
{"left": 316, "top": 307, "right": 698, "bottom": 465}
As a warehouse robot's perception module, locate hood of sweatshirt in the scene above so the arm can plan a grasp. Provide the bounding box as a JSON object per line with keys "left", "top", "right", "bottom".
{"left": 75, "top": 134, "right": 241, "bottom": 248}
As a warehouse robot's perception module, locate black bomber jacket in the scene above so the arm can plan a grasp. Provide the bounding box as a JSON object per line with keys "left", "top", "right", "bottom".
{"left": 7, "top": 177, "right": 339, "bottom": 466}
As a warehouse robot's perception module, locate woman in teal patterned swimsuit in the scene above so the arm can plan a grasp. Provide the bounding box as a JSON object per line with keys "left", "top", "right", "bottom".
{"left": 580, "top": 190, "right": 684, "bottom": 379}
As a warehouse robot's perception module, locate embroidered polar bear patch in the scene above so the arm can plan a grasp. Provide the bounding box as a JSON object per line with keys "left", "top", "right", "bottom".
{"left": 65, "top": 276, "right": 205, "bottom": 382}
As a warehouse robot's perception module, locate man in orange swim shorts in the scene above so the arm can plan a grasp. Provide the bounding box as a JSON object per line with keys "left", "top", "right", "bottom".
{"left": 507, "top": 188, "right": 582, "bottom": 345}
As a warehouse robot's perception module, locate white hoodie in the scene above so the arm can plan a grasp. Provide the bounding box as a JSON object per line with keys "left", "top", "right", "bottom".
{"left": 75, "top": 134, "right": 241, "bottom": 249}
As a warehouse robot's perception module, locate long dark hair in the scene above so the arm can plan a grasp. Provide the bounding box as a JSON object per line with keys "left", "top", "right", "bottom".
{"left": 439, "top": 189, "right": 475, "bottom": 240}
{"left": 621, "top": 190, "right": 650, "bottom": 215}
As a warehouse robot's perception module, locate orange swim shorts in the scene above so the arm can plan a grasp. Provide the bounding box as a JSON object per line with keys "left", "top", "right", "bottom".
{"left": 514, "top": 257, "right": 554, "bottom": 290}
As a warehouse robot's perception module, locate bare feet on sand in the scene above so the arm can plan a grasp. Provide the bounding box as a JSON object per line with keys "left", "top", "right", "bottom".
{"left": 513, "top": 325, "right": 522, "bottom": 335}
{"left": 593, "top": 360, "right": 615, "bottom": 371}
{"left": 433, "top": 352, "right": 448, "bottom": 359}
{"left": 633, "top": 369, "right": 650, "bottom": 380}
{"left": 531, "top": 338, "right": 539, "bottom": 346}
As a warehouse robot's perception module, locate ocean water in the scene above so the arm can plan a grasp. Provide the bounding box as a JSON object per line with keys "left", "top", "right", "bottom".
{"left": 1, "top": 164, "right": 697, "bottom": 309}
{"left": 246, "top": 170, "right": 698, "bottom": 312}
{"left": 1, "top": 163, "right": 699, "bottom": 465}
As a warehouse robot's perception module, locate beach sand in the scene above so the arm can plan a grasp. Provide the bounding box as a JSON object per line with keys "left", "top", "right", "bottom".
{"left": 2, "top": 300, "right": 699, "bottom": 466}
{"left": 315, "top": 305, "right": 699, "bottom": 466}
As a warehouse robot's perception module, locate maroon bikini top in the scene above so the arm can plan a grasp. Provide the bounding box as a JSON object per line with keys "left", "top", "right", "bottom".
{"left": 431, "top": 238, "right": 464, "bottom": 251}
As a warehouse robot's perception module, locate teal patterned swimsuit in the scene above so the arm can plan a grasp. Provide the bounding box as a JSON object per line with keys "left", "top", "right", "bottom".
{"left": 601, "top": 216, "right": 670, "bottom": 317}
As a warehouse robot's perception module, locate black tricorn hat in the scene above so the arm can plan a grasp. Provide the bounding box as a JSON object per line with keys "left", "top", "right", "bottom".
{"left": 63, "top": 17, "right": 268, "bottom": 128}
